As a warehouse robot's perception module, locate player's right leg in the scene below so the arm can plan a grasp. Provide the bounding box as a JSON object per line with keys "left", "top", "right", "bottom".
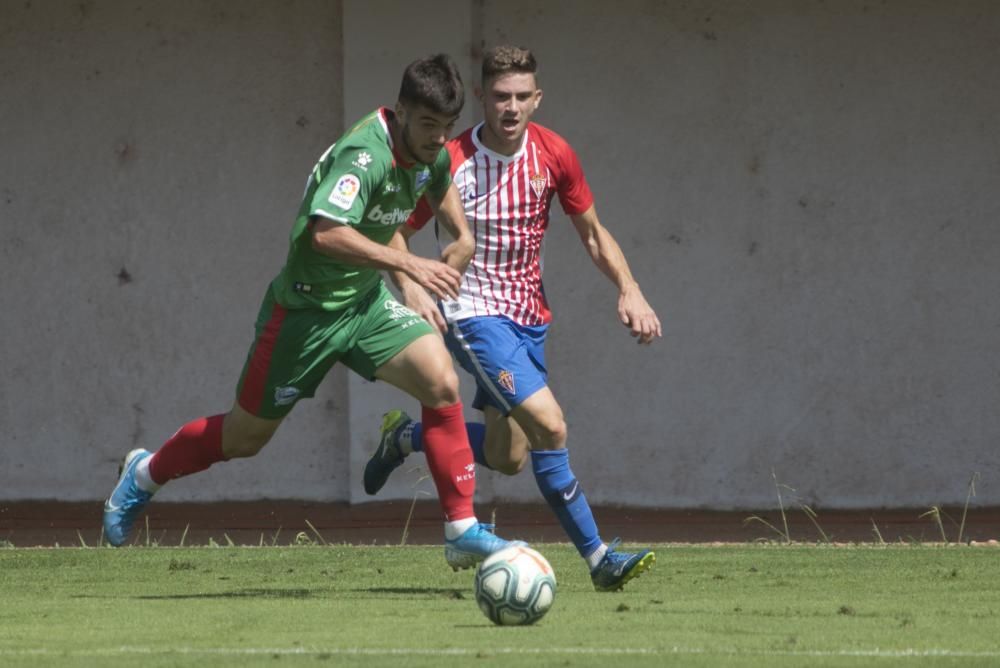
{"left": 511, "top": 387, "right": 655, "bottom": 591}
{"left": 371, "top": 332, "right": 524, "bottom": 570}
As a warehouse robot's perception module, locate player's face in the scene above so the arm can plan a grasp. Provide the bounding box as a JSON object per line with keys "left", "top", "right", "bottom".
{"left": 395, "top": 103, "right": 458, "bottom": 165}
{"left": 479, "top": 72, "right": 542, "bottom": 152}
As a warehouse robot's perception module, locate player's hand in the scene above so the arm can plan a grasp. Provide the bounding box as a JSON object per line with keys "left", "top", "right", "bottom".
{"left": 618, "top": 286, "right": 662, "bottom": 345}
{"left": 402, "top": 282, "right": 447, "bottom": 333}
{"left": 403, "top": 255, "right": 462, "bottom": 301}
{"left": 440, "top": 236, "right": 474, "bottom": 274}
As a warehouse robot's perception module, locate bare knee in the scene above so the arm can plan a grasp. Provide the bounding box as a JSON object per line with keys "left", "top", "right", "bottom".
{"left": 422, "top": 367, "right": 461, "bottom": 408}
{"left": 511, "top": 389, "right": 567, "bottom": 451}
{"left": 532, "top": 416, "right": 567, "bottom": 451}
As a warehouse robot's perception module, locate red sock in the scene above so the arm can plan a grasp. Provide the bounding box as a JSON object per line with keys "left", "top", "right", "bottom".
{"left": 147, "top": 415, "right": 227, "bottom": 485}
{"left": 421, "top": 403, "right": 476, "bottom": 521}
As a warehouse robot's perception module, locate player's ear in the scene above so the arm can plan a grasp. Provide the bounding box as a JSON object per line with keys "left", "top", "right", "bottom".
{"left": 533, "top": 89, "right": 543, "bottom": 111}
{"left": 395, "top": 101, "right": 407, "bottom": 123}
{"left": 474, "top": 86, "right": 484, "bottom": 102}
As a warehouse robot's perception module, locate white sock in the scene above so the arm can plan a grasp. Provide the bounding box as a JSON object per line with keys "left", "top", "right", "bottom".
{"left": 397, "top": 420, "right": 416, "bottom": 456}
{"left": 585, "top": 543, "right": 608, "bottom": 570}
{"left": 444, "top": 517, "right": 477, "bottom": 540}
{"left": 134, "top": 457, "right": 162, "bottom": 494}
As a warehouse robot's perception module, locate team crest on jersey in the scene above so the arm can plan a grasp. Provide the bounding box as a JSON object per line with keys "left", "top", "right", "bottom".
{"left": 328, "top": 174, "right": 360, "bottom": 210}
{"left": 497, "top": 369, "right": 516, "bottom": 394}
{"left": 274, "top": 386, "right": 300, "bottom": 406}
{"left": 415, "top": 167, "right": 431, "bottom": 190}
{"left": 529, "top": 173, "right": 547, "bottom": 198}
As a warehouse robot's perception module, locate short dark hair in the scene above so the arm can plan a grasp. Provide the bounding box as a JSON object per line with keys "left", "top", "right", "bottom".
{"left": 482, "top": 45, "right": 537, "bottom": 85}
{"left": 398, "top": 53, "right": 464, "bottom": 116}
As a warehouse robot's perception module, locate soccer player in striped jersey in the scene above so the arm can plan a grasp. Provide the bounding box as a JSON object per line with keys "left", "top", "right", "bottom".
{"left": 103, "top": 54, "right": 524, "bottom": 569}
{"left": 364, "top": 46, "right": 661, "bottom": 591}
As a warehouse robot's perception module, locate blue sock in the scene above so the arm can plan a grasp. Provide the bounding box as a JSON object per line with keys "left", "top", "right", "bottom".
{"left": 410, "top": 422, "right": 491, "bottom": 469}
{"left": 530, "top": 449, "right": 602, "bottom": 560}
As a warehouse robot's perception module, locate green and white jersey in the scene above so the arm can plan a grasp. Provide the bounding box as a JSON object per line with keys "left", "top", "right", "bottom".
{"left": 271, "top": 107, "right": 452, "bottom": 311}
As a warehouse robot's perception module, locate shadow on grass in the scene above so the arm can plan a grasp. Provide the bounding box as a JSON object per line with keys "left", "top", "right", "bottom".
{"left": 73, "top": 588, "right": 322, "bottom": 600}
{"left": 138, "top": 588, "right": 319, "bottom": 600}
{"left": 73, "top": 586, "right": 465, "bottom": 600}
{"left": 363, "top": 587, "right": 465, "bottom": 596}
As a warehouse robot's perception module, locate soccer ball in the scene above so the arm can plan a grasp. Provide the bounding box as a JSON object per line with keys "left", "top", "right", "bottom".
{"left": 474, "top": 545, "right": 556, "bottom": 626}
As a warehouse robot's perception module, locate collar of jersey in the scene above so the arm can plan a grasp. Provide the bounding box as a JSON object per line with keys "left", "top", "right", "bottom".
{"left": 378, "top": 106, "right": 416, "bottom": 169}
{"left": 471, "top": 121, "right": 529, "bottom": 163}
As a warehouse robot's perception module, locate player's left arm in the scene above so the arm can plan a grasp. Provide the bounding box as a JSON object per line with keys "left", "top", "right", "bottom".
{"left": 386, "top": 225, "right": 448, "bottom": 333}
{"left": 426, "top": 182, "right": 474, "bottom": 275}
{"left": 570, "top": 205, "right": 662, "bottom": 345}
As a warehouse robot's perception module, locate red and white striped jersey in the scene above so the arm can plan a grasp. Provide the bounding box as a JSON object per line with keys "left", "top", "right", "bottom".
{"left": 407, "top": 122, "right": 593, "bottom": 325}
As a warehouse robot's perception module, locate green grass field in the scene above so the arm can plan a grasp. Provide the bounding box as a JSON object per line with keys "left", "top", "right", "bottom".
{"left": 2, "top": 544, "right": 999, "bottom": 667}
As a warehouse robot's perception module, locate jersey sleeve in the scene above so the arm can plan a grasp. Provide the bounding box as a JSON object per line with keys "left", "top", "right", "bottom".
{"left": 406, "top": 196, "right": 434, "bottom": 231}
{"left": 554, "top": 141, "right": 594, "bottom": 216}
{"left": 309, "top": 145, "right": 388, "bottom": 226}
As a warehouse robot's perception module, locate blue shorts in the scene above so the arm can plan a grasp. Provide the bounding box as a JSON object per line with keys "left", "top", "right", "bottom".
{"left": 443, "top": 315, "right": 549, "bottom": 415}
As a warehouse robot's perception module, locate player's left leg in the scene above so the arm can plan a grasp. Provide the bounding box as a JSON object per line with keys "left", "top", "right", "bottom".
{"left": 365, "top": 399, "right": 509, "bottom": 485}
{"left": 365, "top": 314, "right": 540, "bottom": 485}
{"left": 481, "top": 405, "right": 530, "bottom": 475}
{"left": 104, "top": 284, "right": 306, "bottom": 546}
{"left": 372, "top": 402, "right": 528, "bottom": 476}
{"left": 103, "top": 403, "right": 286, "bottom": 546}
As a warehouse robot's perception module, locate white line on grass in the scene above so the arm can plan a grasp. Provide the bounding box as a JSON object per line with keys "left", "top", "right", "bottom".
{"left": 3, "top": 647, "right": 1000, "bottom": 659}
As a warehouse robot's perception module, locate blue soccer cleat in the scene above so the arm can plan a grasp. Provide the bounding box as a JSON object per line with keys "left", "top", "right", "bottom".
{"left": 103, "top": 449, "right": 154, "bottom": 547}
{"left": 363, "top": 409, "right": 412, "bottom": 496}
{"left": 444, "top": 522, "right": 526, "bottom": 571}
{"left": 590, "top": 539, "right": 656, "bottom": 592}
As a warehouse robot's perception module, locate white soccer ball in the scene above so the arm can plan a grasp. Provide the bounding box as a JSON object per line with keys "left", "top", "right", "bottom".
{"left": 474, "top": 545, "right": 556, "bottom": 626}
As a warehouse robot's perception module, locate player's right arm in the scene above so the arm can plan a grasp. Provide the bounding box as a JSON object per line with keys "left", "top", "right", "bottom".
{"left": 310, "top": 219, "right": 460, "bottom": 301}
{"left": 306, "top": 142, "right": 461, "bottom": 300}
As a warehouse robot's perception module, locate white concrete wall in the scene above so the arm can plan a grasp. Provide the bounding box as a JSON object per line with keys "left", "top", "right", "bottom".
{"left": 485, "top": 0, "right": 1000, "bottom": 508}
{"left": 2, "top": 1, "right": 998, "bottom": 508}
{"left": 0, "top": 0, "right": 347, "bottom": 501}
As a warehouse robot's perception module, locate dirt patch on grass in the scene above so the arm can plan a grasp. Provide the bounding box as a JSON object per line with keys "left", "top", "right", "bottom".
{"left": 3, "top": 501, "right": 999, "bottom": 547}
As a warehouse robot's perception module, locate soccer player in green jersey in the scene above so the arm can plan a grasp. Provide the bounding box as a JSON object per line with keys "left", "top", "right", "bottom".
{"left": 103, "top": 54, "right": 523, "bottom": 569}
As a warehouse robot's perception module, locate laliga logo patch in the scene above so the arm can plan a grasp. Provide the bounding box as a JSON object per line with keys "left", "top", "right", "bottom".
{"left": 529, "top": 173, "right": 547, "bottom": 198}
{"left": 328, "top": 174, "right": 360, "bottom": 210}
{"left": 497, "top": 369, "right": 516, "bottom": 394}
